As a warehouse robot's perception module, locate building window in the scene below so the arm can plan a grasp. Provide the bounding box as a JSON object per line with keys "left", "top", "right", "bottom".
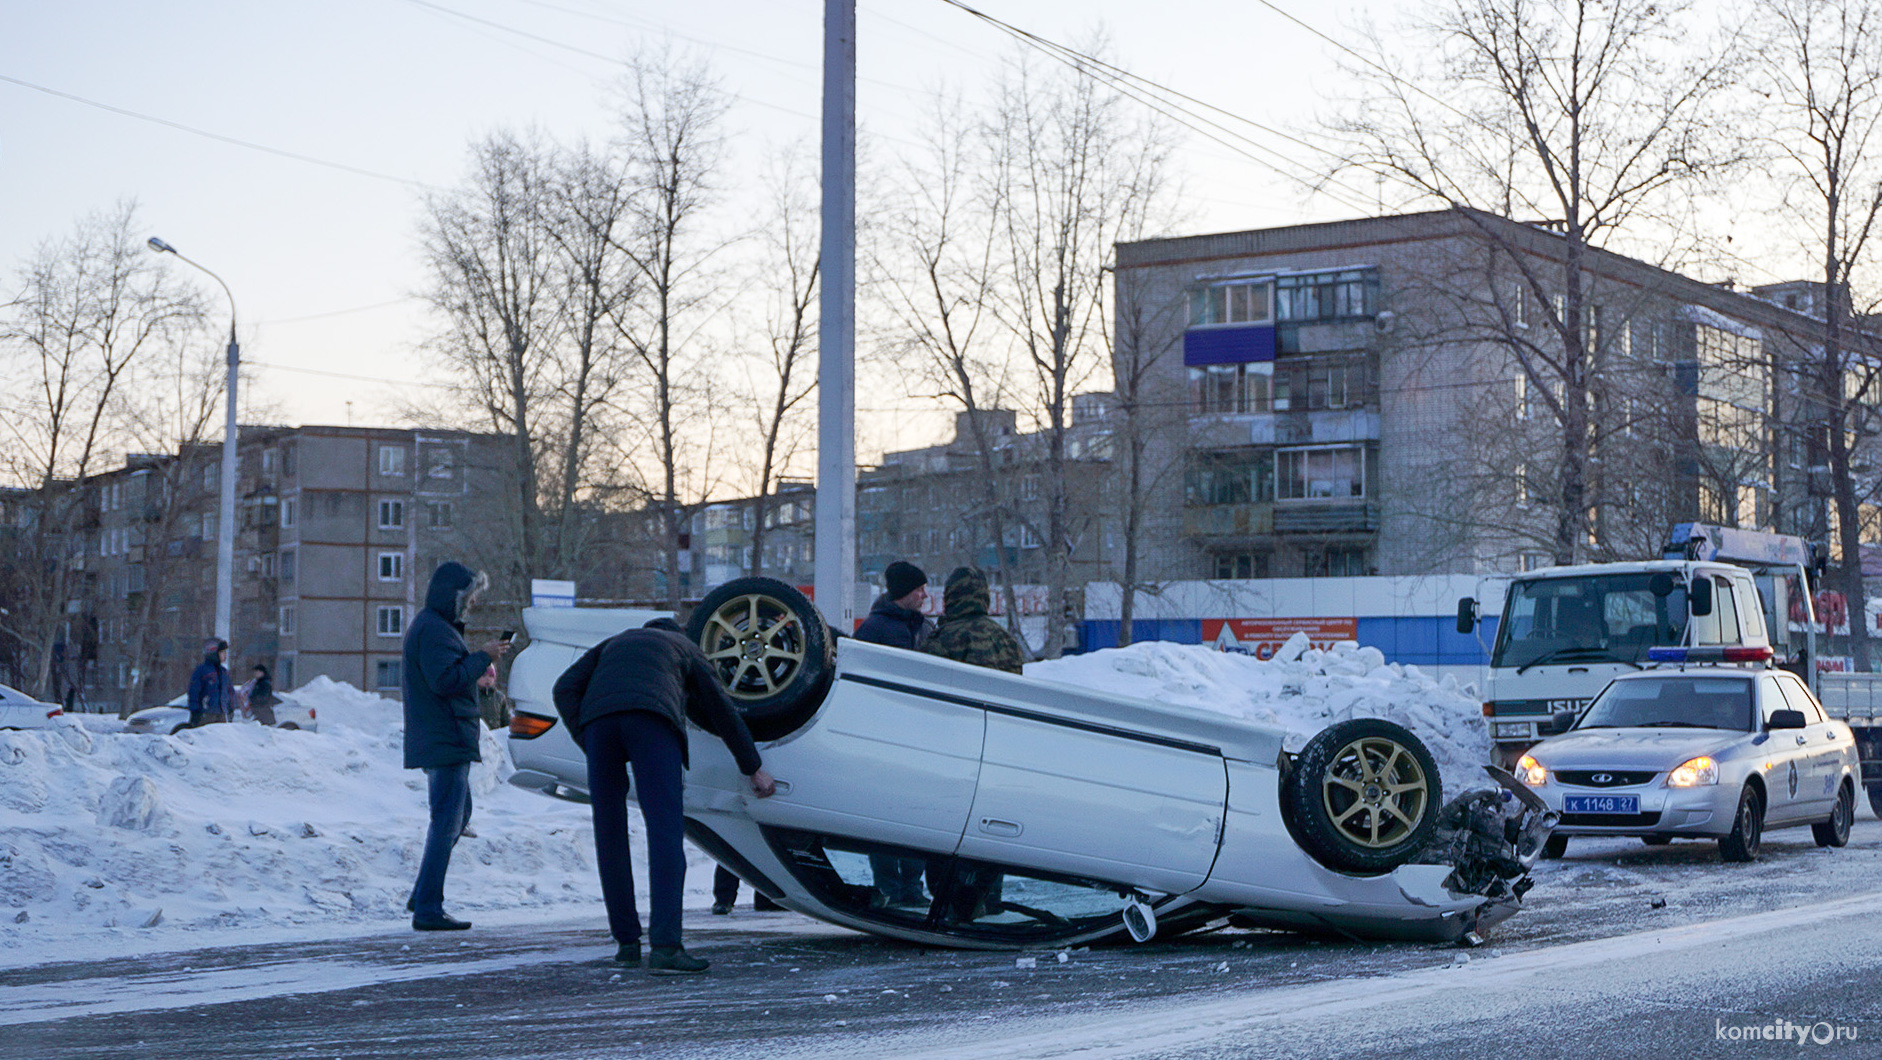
{"left": 262, "top": 552, "right": 278, "bottom": 578}
{"left": 200, "top": 512, "right": 216, "bottom": 540}
{"left": 377, "top": 606, "right": 404, "bottom": 637}
{"left": 1213, "top": 553, "right": 1269, "bottom": 580}
{"left": 378, "top": 499, "right": 405, "bottom": 530}
{"left": 202, "top": 463, "right": 217, "bottom": 491}
{"left": 1189, "top": 363, "right": 1274, "bottom": 415}
{"left": 427, "top": 501, "right": 453, "bottom": 529}
{"left": 1275, "top": 269, "right": 1376, "bottom": 322}
{"left": 378, "top": 446, "right": 406, "bottom": 476}
{"left": 425, "top": 447, "right": 455, "bottom": 480}
{"left": 280, "top": 497, "right": 297, "bottom": 529}
{"left": 280, "top": 656, "right": 295, "bottom": 688}
{"left": 1187, "top": 450, "right": 1274, "bottom": 505}
{"left": 280, "top": 548, "right": 296, "bottom": 584}
{"left": 1306, "top": 547, "right": 1368, "bottom": 578}
{"left": 378, "top": 552, "right": 404, "bottom": 581}
{"left": 1189, "top": 279, "right": 1274, "bottom": 327}
{"left": 262, "top": 448, "right": 278, "bottom": 476}
{"left": 279, "top": 604, "right": 295, "bottom": 635}
{"left": 1519, "top": 553, "right": 1552, "bottom": 572}
{"left": 1276, "top": 446, "right": 1366, "bottom": 501}
{"left": 375, "top": 659, "right": 402, "bottom": 690}
{"left": 1016, "top": 523, "right": 1041, "bottom": 549}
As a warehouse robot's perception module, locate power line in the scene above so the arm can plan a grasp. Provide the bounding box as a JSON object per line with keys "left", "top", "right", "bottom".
{"left": 258, "top": 298, "right": 419, "bottom": 326}
{"left": 0, "top": 72, "right": 429, "bottom": 188}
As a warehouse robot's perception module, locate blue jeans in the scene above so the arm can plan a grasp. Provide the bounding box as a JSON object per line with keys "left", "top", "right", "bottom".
{"left": 585, "top": 711, "right": 685, "bottom": 948}
{"left": 412, "top": 763, "right": 472, "bottom": 918}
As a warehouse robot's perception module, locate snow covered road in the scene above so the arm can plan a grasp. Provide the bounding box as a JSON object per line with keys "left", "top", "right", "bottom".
{"left": 7, "top": 823, "right": 1882, "bottom": 1060}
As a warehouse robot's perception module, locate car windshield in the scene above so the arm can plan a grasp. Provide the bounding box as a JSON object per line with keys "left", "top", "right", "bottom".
{"left": 1492, "top": 572, "right": 1689, "bottom": 670}
{"left": 1577, "top": 676, "right": 1754, "bottom": 732}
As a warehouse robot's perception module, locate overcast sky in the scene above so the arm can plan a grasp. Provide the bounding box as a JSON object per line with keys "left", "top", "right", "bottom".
{"left": 4, "top": 0, "right": 1440, "bottom": 457}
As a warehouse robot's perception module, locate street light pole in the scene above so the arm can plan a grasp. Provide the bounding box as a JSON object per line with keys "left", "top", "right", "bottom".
{"left": 815, "top": 0, "right": 857, "bottom": 632}
{"left": 147, "top": 237, "right": 239, "bottom": 647}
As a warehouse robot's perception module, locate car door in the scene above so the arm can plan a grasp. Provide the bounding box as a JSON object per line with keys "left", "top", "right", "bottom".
{"left": 956, "top": 710, "right": 1227, "bottom": 897}
{"left": 1757, "top": 674, "right": 1811, "bottom": 824}
{"left": 1773, "top": 673, "right": 1844, "bottom": 817}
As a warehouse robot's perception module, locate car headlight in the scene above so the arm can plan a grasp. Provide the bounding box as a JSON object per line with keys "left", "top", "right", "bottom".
{"left": 1516, "top": 753, "right": 1547, "bottom": 786}
{"left": 1666, "top": 756, "right": 1719, "bottom": 787}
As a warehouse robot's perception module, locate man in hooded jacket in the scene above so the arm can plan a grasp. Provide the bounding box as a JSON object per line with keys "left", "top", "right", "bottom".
{"left": 403, "top": 561, "right": 508, "bottom": 931}
{"left": 923, "top": 566, "right": 1027, "bottom": 674}
{"left": 186, "top": 638, "right": 233, "bottom": 728}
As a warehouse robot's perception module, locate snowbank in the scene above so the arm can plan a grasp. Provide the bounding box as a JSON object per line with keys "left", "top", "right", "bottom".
{"left": 0, "top": 680, "right": 721, "bottom": 961}
{"left": 1026, "top": 635, "right": 1495, "bottom": 798}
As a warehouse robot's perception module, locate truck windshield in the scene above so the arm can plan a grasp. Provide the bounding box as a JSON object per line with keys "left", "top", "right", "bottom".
{"left": 1578, "top": 676, "right": 1754, "bottom": 732}
{"left": 1491, "top": 573, "right": 1688, "bottom": 670}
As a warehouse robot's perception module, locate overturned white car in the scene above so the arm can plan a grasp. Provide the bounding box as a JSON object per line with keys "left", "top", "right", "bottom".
{"left": 507, "top": 578, "right": 1554, "bottom": 948}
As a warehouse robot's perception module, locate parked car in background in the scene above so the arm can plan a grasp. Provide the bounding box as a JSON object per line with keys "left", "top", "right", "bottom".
{"left": 0, "top": 684, "right": 63, "bottom": 730}
{"left": 1519, "top": 659, "right": 1859, "bottom": 861}
{"left": 507, "top": 578, "right": 1557, "bottom": 949}
{"left": 125, "top": 693, "right": 318, "bottom": 735}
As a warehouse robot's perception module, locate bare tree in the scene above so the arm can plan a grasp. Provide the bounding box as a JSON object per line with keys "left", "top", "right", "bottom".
{"left": 1751, "top": 0, "right": 1882, "bottom": 668}
{"left": 1329, "top": 0, "right": 1745, "bottom": 564}
{"left": 743, "top": 148, "right": 819, "bottom": 577}
{"left": 609, "top": 50, "right": 735, "bottom": 611}
{"left": 0, "top": 202, "right": 205, "bottom": 700}
{"left": 1108, "top": 268, "right": 1186, "bottom": 647}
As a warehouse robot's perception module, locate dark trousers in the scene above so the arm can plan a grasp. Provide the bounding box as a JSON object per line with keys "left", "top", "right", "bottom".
{"left": 586, "top": 711, "right": 686, "bottom": 948}
{"left": 412, "top": 763, "right": 472, "bottom": 918}
{"left": 870, "top": 854, "right": 926, "bottom": 901}
{"left": 714, "top": 866, "right": 783, "bottom": 910}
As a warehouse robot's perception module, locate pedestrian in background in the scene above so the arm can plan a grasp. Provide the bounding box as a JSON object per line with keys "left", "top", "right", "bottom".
{"left": 855, "top": 560, "right": 933, "bottom": 907}
{"left": 242, "top": 664, "right": 278, "bottom": 727}
{"left": 185, "top": 638, "right": 233, "bottom": 729}
{"left": 402, "top": 561, "right": 508, "bottom": 931}
{"left": 553, "top": 616, "right": 776, "bottom": 975}
{"left": 853, "top": 560, "right": 934, "bottom": 650}
{"left": 923, "top": 566, "right": 1027, "bottom": 674}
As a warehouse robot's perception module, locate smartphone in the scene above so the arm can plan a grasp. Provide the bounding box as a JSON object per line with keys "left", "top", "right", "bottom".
{"left": 500, "top": 629, "right": 517, "bottom": 644}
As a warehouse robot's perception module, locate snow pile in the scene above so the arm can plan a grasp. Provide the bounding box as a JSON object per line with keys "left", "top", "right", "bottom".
{"left": 0, "top": 680, "right": 719, "bottom": 958}
{"left": 1026, "top": 634, "right": 1494, "bottom": 797}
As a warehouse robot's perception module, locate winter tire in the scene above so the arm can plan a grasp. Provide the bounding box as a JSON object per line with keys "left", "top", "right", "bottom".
{"left": 1813, "top": 781, "right": 1854, "bottom": 848}
{"left": 1718, "top": 785, "right": 1764, "bottom": 863}
{"left": 1280, "top": 718, "right": 1442, "bottom": 874}
{"left": 1867, "top": 782, "right": 1882, "bottom": 821}
{"left": 1541, "top": 834, "right": 1569, "bottom": 859}
{"left": 687, "top": 577, "right": 834, "bottom": 742}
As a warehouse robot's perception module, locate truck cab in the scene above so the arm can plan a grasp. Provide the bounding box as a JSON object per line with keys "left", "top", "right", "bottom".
{"left": 1461, "top": 525, "right": 1818, "bottom": 764}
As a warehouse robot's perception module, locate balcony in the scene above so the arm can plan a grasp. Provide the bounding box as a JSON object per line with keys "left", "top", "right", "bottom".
{"left": 1273, "top": 502, "right": 1380, "bottom": 534}
{"left": 1183, "top": 503, "right": 1273, "bottom": 538}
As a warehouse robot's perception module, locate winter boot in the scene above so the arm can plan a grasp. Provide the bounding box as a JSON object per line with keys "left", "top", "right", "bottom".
{"left": 647, "top": 946, "right": 709, "bottom": 975}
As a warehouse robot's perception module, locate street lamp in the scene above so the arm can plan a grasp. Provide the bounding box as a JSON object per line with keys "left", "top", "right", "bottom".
{"left": 147, "top": 236, "right": 240, "bottom": 647}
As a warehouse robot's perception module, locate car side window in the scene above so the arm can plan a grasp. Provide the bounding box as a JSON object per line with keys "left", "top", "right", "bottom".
{"left": 1735, "top": 579, "right": 1766, "bottom": 639}
{"left": 1699, "top": 576, "right": 1741, "bottom": 645}
{"left": 1774, "top": 674, "right": 1826, "bottom": 724}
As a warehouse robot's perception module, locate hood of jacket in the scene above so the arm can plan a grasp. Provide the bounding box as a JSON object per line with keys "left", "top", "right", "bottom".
{"left": 941, "top": 567, "right": 992, "bottom": 622}
{"left": 425, "top": 561, "right": 480, "bottom": 623}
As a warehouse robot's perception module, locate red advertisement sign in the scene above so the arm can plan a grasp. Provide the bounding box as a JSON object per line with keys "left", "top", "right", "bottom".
{"left": 1204, "top": 618, "right": 1358, "bottom": 660}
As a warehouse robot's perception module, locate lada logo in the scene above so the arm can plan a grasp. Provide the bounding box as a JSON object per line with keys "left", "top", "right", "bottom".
{"left": 1591, "top": 773, "right": 1613, "bottom": 784}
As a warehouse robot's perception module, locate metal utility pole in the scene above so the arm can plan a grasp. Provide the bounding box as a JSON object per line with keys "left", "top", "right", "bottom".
{"left": 815, "top": 0, "right": 857, "bottom": 632}
{"left": 148, "top": 237, "right": 239, "bottom": 645}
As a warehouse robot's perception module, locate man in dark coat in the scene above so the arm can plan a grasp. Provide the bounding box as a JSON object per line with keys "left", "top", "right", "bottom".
{"left": 402, "top": 561, "right": 508, "bottom": 931}
{"left": 923, "top": 566, "right": 1028, "bottom": 674}
{"left": 554, "top": 617, "right": 776, "bottom": 975}
{"left": 853, "top": 560, "right": 934, "bottom": 650}
{"left": 854, "top": 560, "right": 934, "bottom": 906}
{"left": 186, "top": 638, "right": 233, "bottom": 728}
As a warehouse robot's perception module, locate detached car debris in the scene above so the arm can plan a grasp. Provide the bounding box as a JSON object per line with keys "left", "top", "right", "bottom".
{"left": 507, "top": 577, "right": 1558, "bottom": 948}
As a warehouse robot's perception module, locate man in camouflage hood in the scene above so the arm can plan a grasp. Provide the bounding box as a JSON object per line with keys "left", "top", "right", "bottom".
{"left": 923, "top": 566, "right": 1027, "bottom": 674}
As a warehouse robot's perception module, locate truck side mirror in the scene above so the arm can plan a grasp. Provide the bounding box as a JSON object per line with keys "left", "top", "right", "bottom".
{"left": 1544, "top": 709, "right": 1578, "bottom": 735}
{"left": 1767, "top": 708, "right": 1806, "bottom": 730}
{"left": 1689, "top": 576, "right": 1713, "bottom": 617}
{"left": 1456, "top": 598, "right": 1478, "bottom": 635}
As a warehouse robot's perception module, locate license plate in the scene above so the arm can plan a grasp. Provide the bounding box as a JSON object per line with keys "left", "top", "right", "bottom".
{"left": 1564, "top": 794, "right": 1639, "bottom": 814}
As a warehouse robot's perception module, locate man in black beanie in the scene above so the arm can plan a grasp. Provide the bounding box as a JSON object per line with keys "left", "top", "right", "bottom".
{"left": 854, "top": 560, "right": 934, "bottom": 651}
{"left": 852, "top": 559, "right": 934, "bottom": 906}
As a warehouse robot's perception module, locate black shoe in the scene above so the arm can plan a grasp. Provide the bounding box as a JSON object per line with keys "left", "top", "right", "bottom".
{"left": 647, "top": 946, "right": 709, "bottom": 975}
{"left": 615, "top": 941, "right": 641, "bottom": 965}
{"left": 710, "top": 902, "right": 732, "bottom": 916}
{"left": 412, "top": 914, "right": 472, "bottom": 931}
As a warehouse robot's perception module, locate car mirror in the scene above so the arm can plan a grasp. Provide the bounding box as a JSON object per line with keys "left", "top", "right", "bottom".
{"left": 1767, "top": 708, "right": 1806, "bottom": 730}
{"left": 1456, "top": 598, "right": 1478, "bottom": 635}
{"left": 1689, "top": 576, "right": 1713, "bottom": 617}
{"left": 1544, "top": 709, "right": 1578, "bottom": 736}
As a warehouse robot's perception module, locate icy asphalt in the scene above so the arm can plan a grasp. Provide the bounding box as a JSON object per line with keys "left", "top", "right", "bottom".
{"left": 6, "top": 822, "right": 1882, "bottom": 1060}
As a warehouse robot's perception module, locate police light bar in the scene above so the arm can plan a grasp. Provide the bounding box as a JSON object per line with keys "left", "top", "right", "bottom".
{"left": 1646, "top": 646, "right": 1774, "bottom": 663}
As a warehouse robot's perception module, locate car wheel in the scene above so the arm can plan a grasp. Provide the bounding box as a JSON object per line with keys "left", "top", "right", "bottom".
{"left": 279, "top": 723, "right": 300, "bottom": 731}
{"left": 1280, "top": 718, "right": 1442, "bottom": 874}
{"left": 1718, "top": 785, "right": 1764, "bottom": 863}
{"left": 1867, "top": 782, "right": 1882, "bottom": 821}
{"left": 167, "top": 725, "right": 186, "bottom": 736}
{"left": 1813, "top": 781, "right": 1854, "bottom": 848}
{"left": 1641, "top": 836, "right": 1672, "bottom": 846}
{"left": 687, "top": 577, "right": 834, "bottom": 742}
{"left": 1541, "top": 834, "right": 1569, "bottom": 859}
